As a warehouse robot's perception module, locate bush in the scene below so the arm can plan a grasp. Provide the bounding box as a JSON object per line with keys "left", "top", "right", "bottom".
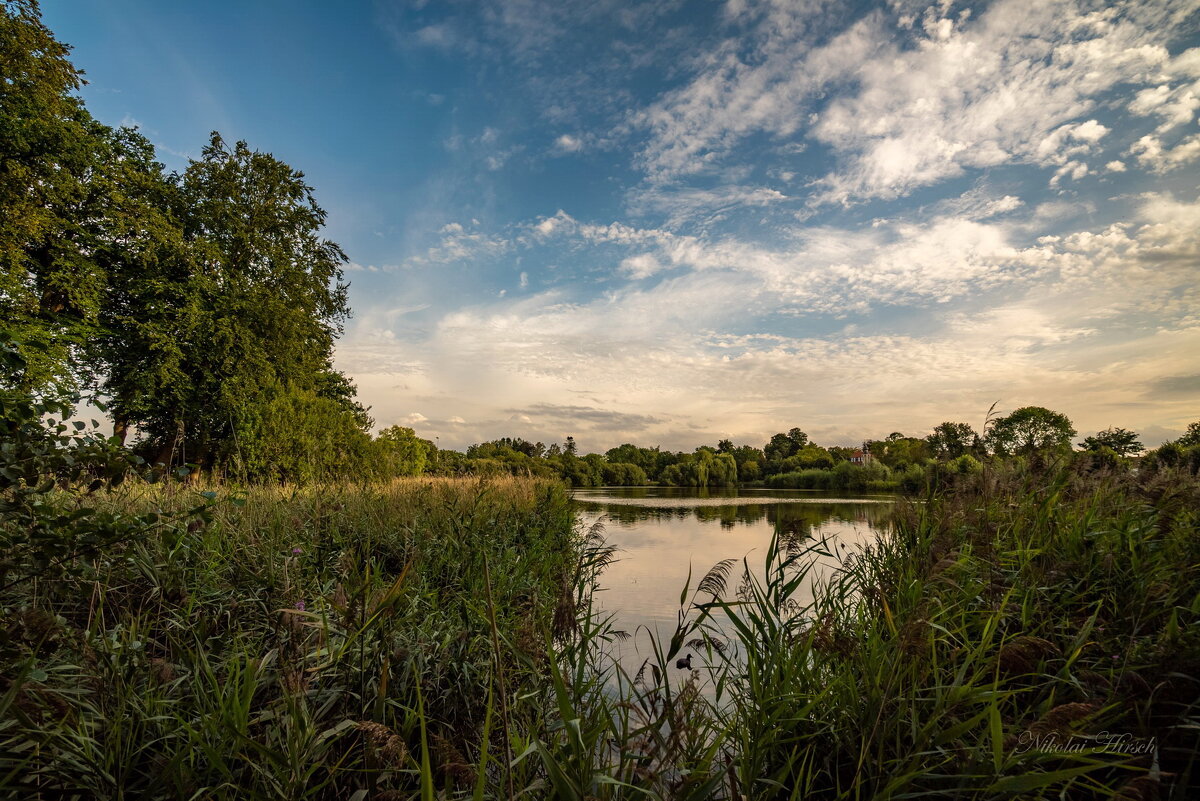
{"left": 601, "top": 461, "right": 648, "bottom": 486}
{"left": 949, "top": 453, "right": 983, "bottom": 475}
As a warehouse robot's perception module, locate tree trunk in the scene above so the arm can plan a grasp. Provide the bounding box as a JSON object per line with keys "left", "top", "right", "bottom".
{"left": 113, "top": 418, "right": 128, "bottom": 446}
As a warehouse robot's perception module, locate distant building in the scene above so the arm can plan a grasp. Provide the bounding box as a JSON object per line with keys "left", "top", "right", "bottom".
{"left": 848, "top": 443, "right": 873, "bottom": 464}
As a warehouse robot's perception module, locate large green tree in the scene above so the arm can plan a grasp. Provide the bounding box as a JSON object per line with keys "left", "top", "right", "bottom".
{"left": 92, "top": 132, "right": 365, "bottom": 475}
{"left": 764, "top": 427, "right": 809, "bottom": 462}
{"left": 985, "top": 406, "right": 1076, "bottom": 456}
{"left": 0, "top": 0, "right": 109, "bottom": 392}
{"left": 925, "top": 421, "right": 980, "bottom": 459}
{"left": 140, "top": 133, "right": 359, "bottom": 470}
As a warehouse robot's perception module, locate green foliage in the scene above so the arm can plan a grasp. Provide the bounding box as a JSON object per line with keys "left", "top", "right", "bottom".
{"left": 1176, "top": 420, "right": 1200, "bottom": 448}
{"left": 603, "top": 442, "right": 676, "bottom": 481}
{"left": 765, "top": 459, "right": 895, "bottom": 491}
{"left": 925, "top": 421, "right": 980, "bottom": 459}
{"left": 374, "top": 425, "right": 433, "bottom": 477}
{"left": 1144, "top": 440, "right": 1200, "bottom": 476}
{"left": 780, "top": 443, "right": 834, "bottom": 471}
{"left": 1079, "top": 426, "right": 1143, "bottom": 457}
{"left": 659, "top": 449, "right": 738, "bottom": 487}
{"left": 0, "top": 332, "right": 209, "bottom": 589}
{"left": 763, "top": 427, "right": 809, "bottom": 462}
{"left": 0, "top": 1, "right": 106, "bottom": 393}
{"left": 2, "top": 3, "right": 370, "bottom": 483}
{"left": 600, "top": 461, "right": 647, "bottom": 486}
{"left": 132, "top": 132, "right": 355, "bottom": 472}
{"left": 228, "top": 381, "right": 375, "bottom": 483}
{"left": 986, "top": 405, "right": 1076, "bottom": 457}
{"left": 0, "top": 475, "right": 581, "bottom": 798}
{"left": 694, "top": 463, "right": 1200, "bottom": 798}
{"left": 865, "top": 433, "right": 930, "bottom": 470}
{"left": 949, "top": 452, "right": 983, "bottom": 475}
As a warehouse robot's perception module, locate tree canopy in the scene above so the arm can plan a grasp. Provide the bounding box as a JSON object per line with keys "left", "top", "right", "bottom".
{"left": 986, "top": 406, "right": 1076, "bottom": 457}
{"left": 0, "top": 3, "right": 384, "bottom": 482}
{"left": 1079, "top": 427, "right": 1143, "bottom": 457}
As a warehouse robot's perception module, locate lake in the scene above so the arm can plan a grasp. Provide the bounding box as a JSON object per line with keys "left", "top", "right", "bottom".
{"left": 572, "top": 485, "right": 895, "bottom": 677}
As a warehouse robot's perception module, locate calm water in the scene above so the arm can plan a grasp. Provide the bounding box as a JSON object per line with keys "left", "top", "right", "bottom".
{"left": 572, "top": 486, "right": 894, "bottom": 675}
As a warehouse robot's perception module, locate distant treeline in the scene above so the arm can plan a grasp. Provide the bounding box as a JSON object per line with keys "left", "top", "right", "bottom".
{"left": 426, "top": 412, "right": 1200, "bottom": 490}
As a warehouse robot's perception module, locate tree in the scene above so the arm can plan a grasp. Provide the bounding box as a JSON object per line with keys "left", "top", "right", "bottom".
{"left": 564, "top": 436, "right": 577, "bottom": 456}
{"left": 925, "top": 422, "right": 979, "bottom": 459}
{"left": 375, "top": 425, "right": 431, "bottom": 477}
{"left": 986, "top": 406, "right": 1076, "bottom": 456}
{"left": 122, "top": 133, "right": 356, "bottom": 472}
{"left": 89, "top": 126, "right": 194, "bottom": 445}
{"left": 865, "top": 435, "right": 929, "bottom": 470}
{"left": 659, "top": 450, "right": 737, "bottom": 487}
{"left": 1079, "top": 427, "right": 1143, "bottom": 457}
{"left": 0, "top": 1, "right": 110, "bottom": 393}
{"left": 782, "top": 444, "right": 835, "bottom": 471}
{"left": 764, "top": 428, "right": 809, "bottom": 462}
{"left": 1178, "top": 421, "right": 1200, "bottom": 448}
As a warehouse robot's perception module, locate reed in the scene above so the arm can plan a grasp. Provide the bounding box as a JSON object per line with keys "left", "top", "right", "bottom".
{"left": 3, "top": 461, "right": 1197, "bottom": 798}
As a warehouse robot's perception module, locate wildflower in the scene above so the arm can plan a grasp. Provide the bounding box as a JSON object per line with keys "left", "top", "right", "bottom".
{"left": 295, "top": 601, "right": 306, "bottom": 611}
{"left": 292, "top": 546, "right": 303, "bottom": 555}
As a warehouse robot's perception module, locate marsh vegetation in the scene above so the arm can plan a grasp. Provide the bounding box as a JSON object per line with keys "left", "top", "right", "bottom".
{"left": 3, "top": 431, "right": 1198, "bottom": 798}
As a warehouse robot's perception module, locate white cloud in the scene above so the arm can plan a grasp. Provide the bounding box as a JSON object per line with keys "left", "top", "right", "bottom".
{"left": 402, "top": 223, "right": 510, "bottom": 268}
{"left": 339, "top": 192, "right": 1200, "bottom": 450}
{"left": 532, "top": 209, "right": 576, "bottom": 237}
{"left": 626, "top": 184, "right": 788, "bottom": 228}
{"left": 634, "top": 6, "right": 876, "bottom": 181}
{"left": 812, "top": 1, "right": 1179, "bottom": 202}
{"left": 633, "top": 0, "right": 1190, "bottom": 203}
{"left": 620, "top": 253, "right": 666, "bottom": 279}
{"left": 1050, "top": 160, "right": 1089, "bottom": 187}
{"left": 1130, "top": 133, "right": 1200, "bottom": 173}
{"left": 554, "top": 133, "right": 585, "bottom": 152}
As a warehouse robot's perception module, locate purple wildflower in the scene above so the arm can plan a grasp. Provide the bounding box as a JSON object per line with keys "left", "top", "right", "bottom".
{"left": 291, "top": 547, "right": 303, "bottom": 555}
{"left": 295, "top": 601, "right": 306, "bottom": 611}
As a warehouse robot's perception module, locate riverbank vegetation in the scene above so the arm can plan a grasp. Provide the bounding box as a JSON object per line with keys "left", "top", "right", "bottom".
{"left": 4, "top": 387, "right": 1198, "bottom": 798}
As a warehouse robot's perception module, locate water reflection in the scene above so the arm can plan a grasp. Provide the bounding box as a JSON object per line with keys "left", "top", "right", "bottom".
{"left": 572, "top": 486, "right": 894, "bottom": 679}
{"left": 576, "top": 492, "right": 893, "bottom": 532}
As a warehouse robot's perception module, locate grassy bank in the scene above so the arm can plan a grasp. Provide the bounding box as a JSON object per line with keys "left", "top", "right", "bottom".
{"left": 500, "top": 460, "right": 1199, "bottom": 800}
{"left": 4, "top": 463, "right": 1198, "bottom": 799}
{"left": 698, "top": 459, "right": 1200, "bottom": 799}
{"left": 1, "top": 477, "right": 593, "bottom": 798}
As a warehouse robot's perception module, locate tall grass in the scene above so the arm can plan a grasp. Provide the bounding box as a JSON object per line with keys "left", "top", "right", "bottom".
{"left": 2, "top": 477, "right": 587, "bottom": 798}
{"left": 530, "top": 459, "right": 1199, "bottom": 799}
{"left": 694, "top": 459, "right": 1199, "bottom": 799}
{"left": 3, "top": 462, "right": 1198, "bottom": 798}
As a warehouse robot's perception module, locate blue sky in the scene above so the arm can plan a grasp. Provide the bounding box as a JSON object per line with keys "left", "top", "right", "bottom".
{"left": 49, "top": 0, "right": 1200, "bottom": 450}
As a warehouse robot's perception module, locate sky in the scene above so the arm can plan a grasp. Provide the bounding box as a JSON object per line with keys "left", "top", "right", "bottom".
{"left": 47, "top": 0, "right": 1200, "bottom": 452}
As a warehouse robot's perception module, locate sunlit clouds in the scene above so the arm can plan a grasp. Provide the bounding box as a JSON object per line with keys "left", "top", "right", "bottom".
{"left": 61, "top": 0, "right": 1195, "bottom": 451}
